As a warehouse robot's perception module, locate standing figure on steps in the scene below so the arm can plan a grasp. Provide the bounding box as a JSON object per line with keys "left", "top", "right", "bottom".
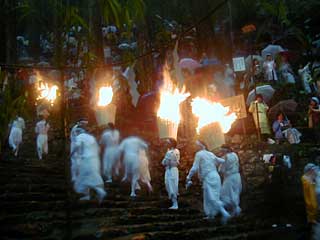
{"left": 100, "top": 122, "right": 120, "bottom": 183}
{"left": 71, "top": 128, "right": 106, "bottom": 203}
{"left": 8, "top": 115, "right": 25, "bottom": 157}
{"left": 162, "top": 139, "right": 180, "bottom": 210}
{"left": 35, "top": 111, "right": 50, "bottom": 160}
{"left": 119, "top": 136, "right": 152, "bottom": 197}
{"left": 219, "top": 145, "right": 242, "bottom": 218}
{"left": 70, "top": 118, "right": 88, "bottom": 183}
{"left": 186, "top": 140, "right": 231, "bottom": 224}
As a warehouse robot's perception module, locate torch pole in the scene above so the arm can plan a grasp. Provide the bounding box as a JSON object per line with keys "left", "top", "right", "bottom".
{"left": 250, "top": 34, "right": 261, "bottom": 141}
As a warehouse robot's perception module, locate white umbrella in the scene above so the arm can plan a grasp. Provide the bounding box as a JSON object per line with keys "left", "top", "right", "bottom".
{"left": 261, "top": 44, "right": 285, "bottom": 59}
{"left": 118, "top": 43, "right": 131, "bottom": 50}
{"left": 246, "top": 85, "right": 275, "bottom": 105}
{"left": 179, "top": 58, "right": 201, "bottom": 70}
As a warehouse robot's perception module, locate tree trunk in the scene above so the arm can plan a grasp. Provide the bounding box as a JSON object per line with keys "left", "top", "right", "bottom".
{"left": 4, "top": 0, "right": 17, "bottom": 64}
{"left": 89, "top": 0, "right": 104, "bottom": 66}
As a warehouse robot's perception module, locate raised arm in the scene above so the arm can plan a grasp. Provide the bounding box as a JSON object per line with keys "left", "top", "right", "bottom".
{"left": 187, "top": 153, "right": 201, "bottom": 181}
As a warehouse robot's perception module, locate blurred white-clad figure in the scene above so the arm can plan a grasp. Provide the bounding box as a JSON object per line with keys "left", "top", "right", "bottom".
{"left": 186, "top": 140, "right": 230, "bottom": 223}
{"left": 224, "top": 64, "right": 236, "bottom": 97}
{"left": 219, "top": 146, "right": 242, "bottom": 217}
{"left": 119, "top": 136, "right": 152, "bottom": 197}
{"left": 71, "top": 128, "right": 106, "bottom": 203}
{"left": 8, "top": 116, "right": 25, "bottom": 156}
{"left": 35, "top": 112, "right": 50, "bottom": 160}
{"left": 100, "top": 122, "right": 120, "bottom": 183}
{"left": 162, "top": 139, "right": 180, "bottom": 209}
{"left": 70, "top": 118, "right": 88, "bottom": 182}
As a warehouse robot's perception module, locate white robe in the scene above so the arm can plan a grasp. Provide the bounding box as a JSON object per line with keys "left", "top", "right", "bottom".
{"left": 224, "top": 66, "right": 236, "bottom": 97}
{"left": 119, "top": 137, "right": 151, "bottom": 196}
{"left": 35, "top": 120, "right": 50, "bottom": 160}
{"left": 220, "top": 152, "right": 242, "bottom": 213}
{"left": 162, "top": 149, "right": 180, "bottom": 200}
{"left": 73, "top": 133, "right": 105, "bottom": 195}
{"left": 187, "top": 150, "right": 225, "bottom": 218}
{"left": 263, "top": 60, "right": 278, "bottom": 81}
{"left": 101, "top": 129, "right": 120, "bottom": 181}
{"left": 298, "top": 65, "right": 312, "bottom": 94}
{"left": 70, "top": 124, "right": 81, "bottom": 182}
{"left": 8, "top": 117, "right": 25, "bottom": 154}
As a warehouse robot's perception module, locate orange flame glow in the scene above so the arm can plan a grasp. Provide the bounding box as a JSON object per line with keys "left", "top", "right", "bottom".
{"left": 36, "top": 73, "right": 58, "bottom": 105}
{"left": 191, "top": 97, "right": 237, "bottom": 133}
{"left": 97, "top": 86, "right": 113, "bottom": 107}
{"left": 157, "top": 65, "right": 190, "bottom": 124}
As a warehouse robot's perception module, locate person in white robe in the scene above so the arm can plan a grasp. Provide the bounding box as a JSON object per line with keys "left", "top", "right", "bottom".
{"left": 70, "top": 118, "right": 88, "bottom": 182}
{"left": 71, "top": 128, "right": 106, "bottom": 202}
{"left": 100, "top": 122, "right": 120, "bottom": 183}
{"left": 298, "top": 63, "right": 314, "bottom": 94}
{"left": 224, "top": 64, "right": 236, "bottom": 97}
{"left": 219, "top": 146, "right": 242, "bottom": 217}
{"left": 35, "top": 115, "right": 50, "bottom": 160}
{"left": 186, "top": 140, "right": 231, "bottom": 223}
{"left": 119, "top": 136, "right": 152, "bottom": 197}
{"left": 162, "top": 139, "right": 180, "bottom": 209}
{"left": 263, "top": 54, "right": 278, "bottom": 82}
{"left": 8, "top": 116, "right": 25, "bottom": 156}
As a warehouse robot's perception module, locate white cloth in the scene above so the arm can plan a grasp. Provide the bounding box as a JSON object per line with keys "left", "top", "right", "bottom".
{"left": 298, "top": 64, "right": 312, "bottom": 93}
{"left": 280, "top": 63, "right": 295, "bottom": 84}
{"left": 119, "top": 137, "right": 151, "bottom": 196}
{"left": 162, "top": 149, "right": 180, "bottom": 199}
{"left": 73, "top": 133, "right": 105, "bottom": 195}
{"left": 8, "top": 117, "right": 25, "bottom": 152}
{"left": 220, "top": 152, "right": 242, "bottom": 212}
{"left": 282, "top": 128, "right": 302, "bottom": 144}
{"left": 224, "top": 65, "right": 236, "bottom": 97}
{"left": 35, "top": 120, "right": 50, "bottom": 160}
{"left": 187, "top": 150, "right": 226, "bottom": 218}
{"left": 70, "top": 124, "right": 81, "bottom": 182}
{"left": 263, "top": 60, "right": 278, "bottom": 81}
{"left": 101, "top": 129, "right": 120, "bottom": 180}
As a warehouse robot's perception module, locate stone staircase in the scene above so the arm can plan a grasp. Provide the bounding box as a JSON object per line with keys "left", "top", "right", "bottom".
{"left": 0, "top": 120, "right": 309, "bottom": 239}
{"left": 0, "top": 119, "right": 69, "bottom": 240}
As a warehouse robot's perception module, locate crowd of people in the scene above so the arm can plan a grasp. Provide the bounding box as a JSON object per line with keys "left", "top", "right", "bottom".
{"left": 248, "top": 93, "right": 320, "bottom": 144}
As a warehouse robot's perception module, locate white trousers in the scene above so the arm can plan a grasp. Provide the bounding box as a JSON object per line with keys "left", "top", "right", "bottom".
{"left": 37, "top": 134, "right": 48, "bottom": 160}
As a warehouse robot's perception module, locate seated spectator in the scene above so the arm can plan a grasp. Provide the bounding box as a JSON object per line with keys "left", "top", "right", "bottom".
{"left": 272, "top": 112, "right": 301, "bottom": 144}
{"left": 308, "top": 97, "right": 320, "bottom": 143}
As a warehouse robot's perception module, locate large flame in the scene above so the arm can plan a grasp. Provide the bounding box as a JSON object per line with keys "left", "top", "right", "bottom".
{"left": 36, "top": 73, "right": 58, "bottom": 105}
{"left": 97, "top": 86, "right": 113, "bottom": 107}
{"left": 191, "top": 97, "right": 237, "bottom": 133}
{"left": 157, "top": 66, "right": 190, "bottom": 124}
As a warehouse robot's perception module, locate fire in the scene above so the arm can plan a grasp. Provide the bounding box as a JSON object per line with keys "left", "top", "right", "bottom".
{"left": 191, "top": 97, "right": 237, "bottom": 133}
{"left": 36, "top": 81, "right": 58, "bottom": 105}
{"left": 157, "top": 66, "right": 190, "bottom": 124}
{"left": 97, "top": 86, "right": 113, "bottom": 107}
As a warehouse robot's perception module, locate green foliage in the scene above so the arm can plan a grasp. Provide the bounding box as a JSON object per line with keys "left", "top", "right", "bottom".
{"left": 0, "top": 71, "right": 28, "bottom": 154}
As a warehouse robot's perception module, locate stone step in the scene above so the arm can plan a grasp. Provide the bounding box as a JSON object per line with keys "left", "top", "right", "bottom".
{"left": 0, "top": 183, "right": 67, "bottom": 193}
{"left": 73, "top": 217, "right": 250, "bottom": 239}
{"left": 1, "top": 200, "right": 67, "bottom": 214}
{"left": 0, "top": 220, "right": 67, "bottom": 240}
{"left": 70, "top": 206, "right": 200, "bottom": 220}
{"left": 115, "top": 226, "right": 300, "bottom": 240}
{"left": 0, "top": 177, "right": 66, "bottom": 185}
{"left": 0, "top": 192, "right": 67, "bottom": 202}
{"left": 0, "top": 210, "right": 67, "bottom": 224}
